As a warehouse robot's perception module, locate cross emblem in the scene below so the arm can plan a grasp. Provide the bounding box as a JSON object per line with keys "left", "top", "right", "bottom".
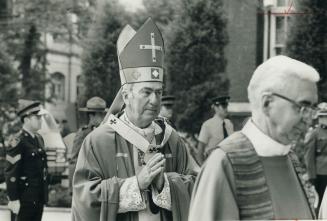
{"left": 109, "top": 119, "right": 117, "bottom": 125}
{"left": 139, "top": 32, "right": 162, "bottom": 62}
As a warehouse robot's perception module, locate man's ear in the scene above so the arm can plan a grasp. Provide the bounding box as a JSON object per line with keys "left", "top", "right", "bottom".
{"left": 121, "top": 90, "right": 129, "bottom": 105}
{"left": 261, "top": 93, "right": 273, "bottom": 115}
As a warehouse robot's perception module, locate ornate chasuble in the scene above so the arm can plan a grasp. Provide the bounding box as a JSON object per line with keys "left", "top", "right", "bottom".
{"left": 72, "top": 111, "right": 195, "bottom": 221}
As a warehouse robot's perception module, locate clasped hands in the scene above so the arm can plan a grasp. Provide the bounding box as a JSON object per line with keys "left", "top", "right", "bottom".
{"left": 137, "top": 153, "right": 166, "bottom": 192}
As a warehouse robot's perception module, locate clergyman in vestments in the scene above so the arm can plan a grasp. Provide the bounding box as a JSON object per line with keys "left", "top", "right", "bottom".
{"left": 71, "top": 18, "right": 195, "bottom": 221}
{"left": 189, "top": 55, "right": 319, "bottom": 220}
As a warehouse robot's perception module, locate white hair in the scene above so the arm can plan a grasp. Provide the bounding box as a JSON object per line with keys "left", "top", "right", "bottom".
{"left": 247, "top": 55, "right": 320, "bottom": 110}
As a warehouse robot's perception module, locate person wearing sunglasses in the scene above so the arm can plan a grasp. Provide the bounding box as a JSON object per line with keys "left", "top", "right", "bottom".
{"left": 189, "top": 55, "right": 319, "bottom": 220}
{"left": 197, "top": 95, "right": 234, "bottom": 164}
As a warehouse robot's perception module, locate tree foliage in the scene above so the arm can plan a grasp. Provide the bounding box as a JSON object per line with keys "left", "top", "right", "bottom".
{"left": 141, "top": 0, "right": 181, "bottom": 28}
{"left": 1, "top": 0, "right": 76, "bottom": 101}
{"left": 166, "top": 0, "right": 229, "bottom": 134}
{"left": 81, "top": 0, "right": 129, "bottom": 106}
{"left": 129, "top": 0, "right": 181, "bottom": 54}
{"left": 0, "top": 42, "right": 18, "bottom": 106}
{"left": 286, "top": 0, "right": 327, "bottom": 101}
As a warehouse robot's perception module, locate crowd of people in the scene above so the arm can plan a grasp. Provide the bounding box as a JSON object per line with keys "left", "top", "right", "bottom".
{"left": 0, "top": 17, "right": 327, "bottom": 221}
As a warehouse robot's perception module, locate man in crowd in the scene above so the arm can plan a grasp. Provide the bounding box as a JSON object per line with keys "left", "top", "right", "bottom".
{"left": 197, "top": 95, "right": 234, "bottom": 164}
{"left": 71, "top": 18, "right": 195, "bottom": 221}
{"left": 68, "top": 96, "right": 107, "bottom": 187}
{"left": 5, "top": 99, "right": 48, "bottom": 221}
{"left": 159, "top": 95, "right": 175, "bottom": 121}
{"left": 305, "top": 102, "right": 327, "bottom": 206}
{"left": 2, "top": 105, "right": 21, "bottom": 148}
{"left": 189, "top": 55, "right": 319, "bottom": 220}
{"left": 160, "top": 95, "right": 200, "bottom": 169}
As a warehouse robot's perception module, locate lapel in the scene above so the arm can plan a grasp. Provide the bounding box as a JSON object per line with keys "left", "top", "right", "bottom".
{"left": 22, "top": 129, "right": 37, "bottom": 148}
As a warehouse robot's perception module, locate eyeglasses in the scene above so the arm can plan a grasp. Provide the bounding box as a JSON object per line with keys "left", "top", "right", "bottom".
{"left": 27, "top": 114, "right": 42, "bottom": 120}
{"left": 271, "top": 93, "right": 318, "bottom": 120}
{"left": 214, "top": 102, "right": 228, "bottom": 108}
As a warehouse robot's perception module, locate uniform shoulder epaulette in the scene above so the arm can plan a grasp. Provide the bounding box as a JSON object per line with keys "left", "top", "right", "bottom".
{"left": 8, "top": 131, "right": 23, "bottom": 148}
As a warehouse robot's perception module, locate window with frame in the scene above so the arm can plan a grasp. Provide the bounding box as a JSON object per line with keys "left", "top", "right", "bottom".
{"left": 76, "top": 75, "right": 84, "bottom": 99}
{"left": 263, "top": 0, "right": 298, "bottom": 59}
{"left": 51, "top": 72, "right": 65, "bottom": 101}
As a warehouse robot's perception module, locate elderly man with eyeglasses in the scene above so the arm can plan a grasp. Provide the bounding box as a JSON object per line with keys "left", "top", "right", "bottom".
{"left": 189, "top": 55, "right": 319, "bottom": 220}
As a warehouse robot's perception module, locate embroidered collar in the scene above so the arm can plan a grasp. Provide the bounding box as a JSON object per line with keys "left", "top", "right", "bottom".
{"left": 115, "top": 112, "right": 173, "bottom": 149}
{"left": 120, "top": 113, "right": 162, "bottom": 137}
{"left": 242, "top": 119, "right": 291, "bottom": 156}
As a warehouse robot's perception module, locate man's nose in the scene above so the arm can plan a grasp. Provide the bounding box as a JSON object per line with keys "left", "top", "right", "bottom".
{"left": 149, "top": 92, "right": 160, "bottom": 105}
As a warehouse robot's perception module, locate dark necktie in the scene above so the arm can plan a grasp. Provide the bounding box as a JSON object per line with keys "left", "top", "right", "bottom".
{"left": 223, "top": 121, "right": 228, "bottom": 139}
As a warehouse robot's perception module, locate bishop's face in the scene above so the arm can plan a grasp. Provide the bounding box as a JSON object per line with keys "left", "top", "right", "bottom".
{"left": 124, "top": 82, "right": 163, "bottom": 128}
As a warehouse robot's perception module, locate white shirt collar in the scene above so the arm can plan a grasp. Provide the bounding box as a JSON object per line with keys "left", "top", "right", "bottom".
{"left": 214, "top": 114, "right": 224, "bottom": 122}
{"left": 242, "top": 119, "right": 291, "bottom": 156}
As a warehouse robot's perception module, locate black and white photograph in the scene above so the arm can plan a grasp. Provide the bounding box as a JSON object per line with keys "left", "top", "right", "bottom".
{"left": 0, "top": 0, "right": 326, "bottom": 220}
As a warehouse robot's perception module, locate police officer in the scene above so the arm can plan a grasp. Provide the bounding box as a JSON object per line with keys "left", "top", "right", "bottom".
{"left": 159, "top": 95, "right": 175, "bottom": 120}
{"left": 197, "top": 95, "right": 234, "bottom": 164}
{"left": 159, "top": 95, "right": 176, "bottom": 128}
{"left": 4, "top": 99, "right": 48, "bottom": 221}
{"left": 68, "top": 96, "right": 107, "bottom": 187}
